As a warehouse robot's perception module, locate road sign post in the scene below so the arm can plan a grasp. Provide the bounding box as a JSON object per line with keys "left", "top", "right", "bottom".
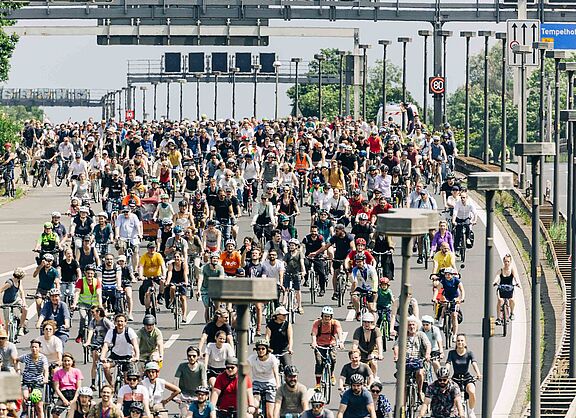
{"left": 428, "top": 76, "right": 445, "bottom": 95}
{"left": 507, "top": 19, "right": 540, "bottom": 67}
{"left": 125, "top": 109, "right": 134, "bottom": 121}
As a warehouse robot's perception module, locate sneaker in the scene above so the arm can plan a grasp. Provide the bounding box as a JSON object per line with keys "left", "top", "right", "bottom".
{"left": 495, "top": 318, "right": 502, "bottom": 325}
{"left": 128, "top": 314, "right": 134, "bottom": 322}
{"left": 47, "top": 184, "right": 53, "bottom": 188}
{"left": 18, "top": 328, "right": 25, "bottom": 337}
{"left": 75, "top": 336, "right": 82, "bottom": 344}
{"left": 331, "top": 293, "right": 338, "bottom": 301}
{"left": 331, "top": 375, "right": 336, "bottom": 385}
{"left": 412, "top": 243, "right": 417, "bottom": 253}
{"left": 158, "top": 296, "right": 164, "bottom": 304}
{"left": 319, "top": 290, "right": 325, "bottom": 297}
{"left": 451, "top": 334, "right": 456, "bottom": 343}
{"left": 303, "top": 280, "right": 309, "bottom": 287}
{"left": 297, "top": 307, "right": 304, "bottom": 315}
{"left": 314, "top": 383, "right": 321, "bottom": 391}
{"left": 510, "top": 314, "right": 515, "bottom": 320}
{"left": 468, "top": 410, "right": 476, "bottom": 418}
{"left": 466, "top": 238, "right": 472, "bottom": 246}
{"left": 417, "top": 257, "right": 423, "bottom": 264}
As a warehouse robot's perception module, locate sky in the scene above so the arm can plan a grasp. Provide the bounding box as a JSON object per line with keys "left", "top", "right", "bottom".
{"left": 4, "top": 16, "right": 507, "bottom": 122}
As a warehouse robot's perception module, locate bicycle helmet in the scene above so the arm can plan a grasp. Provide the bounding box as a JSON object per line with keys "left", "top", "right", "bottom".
{"left": 29, "top": 388, "right": 43, "bottom": 404}
{"left": 178, "top": 200, "right": 187, "bottom": 207}
{"left": 288, "top": 238, "right": 300, "bottom": 246}
{"left": 43, "top": 253, "right": 55, "bottom": 262}
{"left": 78, "top": 387, "right": 94, "bottom": 398}
{"left": 379, "top": 277, "right": 390, "bottom": 285}
{"left": 126, "top": 366, "right": 140, "bottom": 378}
{"left": 160, "top": 194, "right": 169, "bottom": 199}
{"left": 254, "top": 338, "right": 270, "bottom": 348}
{"left": 51, "top": 211, "right": 61, "bottom": 218}
{"left": 350, "top": 374, "right": 364, "bottom": 385}
{"left": 312, "top": 177, "right": 321, "bottom": 185}
{"left": 75, "top": 151, "right": 82, "bottom": 158}
{"left": 43, "top": 221, "right": 53, "bottom": 229}
{"left": 206, "top": 219, "right": 216, "bottom": 227}
{"left": 145, "top": 362, "right": 160, "bottom": 372}
{"left": 444, "top": 122, "right": 451, "bottom": 129}
{"left": 161, "top": 218, "right": 173, "bottom": 227}
{"left": 195, "top": 386, "right": 211, "bottom": 395}
{"left": 321, "top": 306, "right": 334, "bottom": 316}
{"left": 392, "top": 166, "right": 401, "bottom": 174}
{"left": 97, "top": 211, "right": 108, "bottom": 219}
{"left": 310, "top": 392, "right": 325, "bottom": 404}
{"left": 437, "top": 366, "right": 450, "bottom": 379}
{"left": 236, "top": 267, "right": 246, "bottom": 276}
{"left": 173, "top": 225, "right": 184, "bottom": 235}
{"left": 84, "top": 264, "right": 97, "bottom": 272}
{"left": 13, "top": 268, "right": 25, "bottom": 278}
{"left": 355, "top": 238, "right": 366, "bottom": 245}
{"left": 368, "top": 165, "right": 377, "bottom": 172}
{"left": 354, "top": 253, "right": 366, "bottom": 261}
{"left": 48, "top": 288, "right": 61, "bottom": 296}
{"left": 284, "top": 365, "right": 299, "bottom": 376}
{"left": 210, "top": 252, "right": 220, "bottom": 258}
{"left": 225, "top": 239, "right": 236, "bottom": 247}
{"left": 361, "top": 313, "right": 375, "bottom": 323}
{"left": 129, "top": 402, "right": 144, "bottom": 413}
{"left": 447, "top": 173, "right": 455, "bottom": 179}
{"left": 421, "top": 315, "right": 435, "bottom": 324}
{"left": 358, "top": 213, "right": 369, "bottom": 221}
{"left": 279, "top": 215, "right": 289, "bottom": 223}
{"left": 358, "top": 150, "right": 367, "bottom": 158}
{"left": 444, "top": 267, "right": 456, "bottom": 275}
{"left": 143, "top": 314, "right": 156, "bottom": 325}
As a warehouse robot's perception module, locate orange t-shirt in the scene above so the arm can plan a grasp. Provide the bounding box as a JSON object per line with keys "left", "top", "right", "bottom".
{"left": 220, "top": 251, "right": 242, "bottom": 276}
{"left": 311, "top": 319, "right": 342, "bottom": 347}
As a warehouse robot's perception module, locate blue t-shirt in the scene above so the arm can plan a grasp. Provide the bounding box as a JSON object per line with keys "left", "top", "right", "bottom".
{"left": 341, "top": 388, "right": 372, "bottom": 418}
{"left": 441, "top": 276, "right": 461, "bottom": 301}
{"left": 38, "top": 267, "right": 60, "bottom": 290}
{"left": 189, "top": 401, "right": 215, "bottom": 418}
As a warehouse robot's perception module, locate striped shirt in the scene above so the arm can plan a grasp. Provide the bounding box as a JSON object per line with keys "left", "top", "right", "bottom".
{"left": 19, "top": 353, "right": 48, "bottom": 384}
{"left": 98, "top": 266, "right": 120, "bottom": 288}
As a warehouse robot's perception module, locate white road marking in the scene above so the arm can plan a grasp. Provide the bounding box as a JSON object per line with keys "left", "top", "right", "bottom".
{"left": 470, "top": 197, "right": 527, "bottom": 418}
{"left": 164, "top": 334, "right": 179, "bottom": 349}
{"left": 26, "top": 300, "right": 37, "bottom": 321}
{"left": 185, "top": 310, "right": 197, "bottom": 324}
{"left": 345, "top": 309, "right": 356, "bottom": 322}
{"left": 0, "top": 263, "right": 36, "bottom": 278}
{"left": 342, "top": 332, "right": 348, "bottom": 342}
{"left": 0, "top": 221, "right": 18, "bottom": 224}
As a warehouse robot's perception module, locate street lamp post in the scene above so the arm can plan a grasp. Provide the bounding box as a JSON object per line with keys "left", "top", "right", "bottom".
{"left": 314, "top": 53, "right": 326, "bottom": 120}
{"left": 468, "top": 172, "right": 514, "bottom": 417}
{"left": 358, "top": 45, "right": 371, "bottom": 119}
{"left": 534, "top": 42, "right": 554, "bottom": 205}
{"left": 208, "top": 278, "right": 277, "bottom": 418}
{"left": 376, "top": 209, "right": 438, "bottom": 418}
{"left": 291, "top": 58, "right": 302, "bottom": 117}
{"left": 338, "top": 50, "right": 347, "bottom": 116}
{"left": 166, "top": 81, "right": 171, "bottom": 120}
{"left": 398, "top": 37, "right": 412, "bottom": 131}
{"left": 438, "top": 30, "right": 453, "bottom": 124}
{"left": 178, "top": 79, "right": 186, "bottom": 121}
{"left": 139, "top": 86, "right": 148, "bottom": 121}
{"left": 252, "top": 64, "right": 261, "bottom": 118}
{"left": 478, "top": 31, "right": 495, "bottom": 164}
{"left": 273, "top": 61, "right": 282, "bottom": 120}
{"left": 212, "top": 71, "right": 221, "bottom": 120}
{"left": 417, "top": 31, "right": 432, "bottom": 126}
{"left": 560, "top": 63, "right": 576, "bottom": 252}
{"left": 516, "top": 142, "right": 556, "bottom": 418}
{"left": 194, "top": 73, "right": 203, "bottom": 121}
{"left": 116, "top": 90, "right": 122, "bottom": 120}
{"left": 152, "top": 82, "right": 158, "bottom": 120}
{"left": 547, "top": 51, "right": 568, "bottom": 224}
{"left": 513, "top": 45, "right": 533, "bottom": 190}
{"left": 378, "top": 40, "right": 391, "bottom": 125}
{"left": 460, "top": 31, "right": 476, "bottom": 157}
{"left": 561, "top": 109, "right": 576, "bottom": 378}
{"left": 230, "top": 67, "right": 239, "bottom": 120}
{"left": 496, "top": 33, "right": 507, "bottom": 171}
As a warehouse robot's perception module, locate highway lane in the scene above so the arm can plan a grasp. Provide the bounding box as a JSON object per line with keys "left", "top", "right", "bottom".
{"left": 0, "top": 182, "right": 524, "bottom": 417}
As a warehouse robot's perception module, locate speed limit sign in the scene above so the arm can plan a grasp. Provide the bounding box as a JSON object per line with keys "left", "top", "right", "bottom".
{"left": 428, "top": 76, "right": 445, "bottom": 95}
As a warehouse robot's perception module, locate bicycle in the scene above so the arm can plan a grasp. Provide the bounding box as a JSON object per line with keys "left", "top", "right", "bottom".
{"left": 0, "top": 304, "right": 22, "bottom": 343}
{"left": 313, "top": 346, "right": 335, "bottom": 405}
{"left": 253, "top": 385, "right": 274, "bottom": 418}
{"left": 0, "top": 165, "right": 15, "bottom": 198}
{"left": 111, "top": 358, "right": 133, "bottom": 395}
{"left": 248, "top": 303, "right": 258, "bottom": 345}
{"left": 280, "top": 274, "right": 297, "bottom": 325}
{"left": 454, "top": 218, "right": 472, "bottom": 269}
{"left": 335, "top": 265, "right": 348, "bottom": 308}
{"left": 90, "top": 171, "right": 101, "bottom": 203}
{"left": 440, "top": 300, "right": 460, "bottom": 349}
{"left": 17, "top": 147, "right": 30, "bottom": 185}
{"left": 171, "top": 284, "right": 188, "bottom": 330}
{"left": 404, "top": 366, "right": 420, "bottom": 418}
{"left": 351, "top": 289, "right": 374, "bottom": 319}
{"left": 32, "top": 159, "right": 48, "bottom": 188}
{"left": 54, "top": 158, "right": 70, "bottom": 187}
{"left": 377, "top": 306, "right": 392, "bottom": 352}
{"left": 496, "top": 284, "right": 517, "bottom": 337}
{"left": 419, "top": 232, "right": 431, "bottom": 270}
{"left": 452, "top": 375, "right": 476, "bottom": 418}
{"left": 243, "top": 179, "right": 256, "bottom": 215}
{"left": 75, "top": 306, "right": 92, "bottom": 364}
{"left": 307, "top": 259, "right": 319, "bottom": 305}
{"left": 373, "top": 250, "right": 393, "bottom": 279}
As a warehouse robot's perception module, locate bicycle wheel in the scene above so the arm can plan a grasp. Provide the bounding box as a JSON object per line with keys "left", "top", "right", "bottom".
{"left": 54, "top": 169, "right": 63, "bottom": 187}
{"left": 32, "top": 173, "right": 39, "bottom": 188}
{"left": 321, "top": 365, "right": 332, "bottom": 404}
{"left": 8, "top": 314, "right": 17, "bottom": 343}
{"left": 502, "top": 303, "right": 508, "bottom": 337}
{"left": 423, "top": 236, "right": 430, "bottom": 270}
{"left": 39, "top": 171, "right": 46, "bottom": 187}
{"left": 309, "top": 270, "right": 316, "bottom": 305}
{"left": 21, "top": 164, "right": 28, "bottom": 185}
{"left": 289, "top": 291, "right": 296, "bottom": 324}
{"left": 445, "top": 313, "right": 452, "bottom": 349}
{"left": 93, "top": 180, "right": 101, "bottom": 203}
{"left": 174, "top": 296, "right": 181, "bottom": 330}
{"left": 337, "top": 274, "right": 346, "bottom": 308}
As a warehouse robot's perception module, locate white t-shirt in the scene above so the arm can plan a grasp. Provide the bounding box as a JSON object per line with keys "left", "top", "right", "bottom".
{"left": 58, "top": 142, "right": 75, "bottom": 159}
{"left": 69, "top": 159, "right": 88, "bottom": 176}
{"left": 327, "top": 196, "right": 349, "bottom": 212}
{"left": 262, "top": 260, "right": 285, "bottom": 283}
{"left": 104, "top": 327, "right": 138, "bottom": 357}
{"left": 247, "top": 353, "right": 278, "bottom": 384}
{"left": 141, "top": 377, "right": 166, "bottom": 405}
{"left": 205, "top": 343, "right": 235, "bottom": 369}
{"left": 117, "top": 384, "right": 150, "bottom": 408}
{"left": 41, "top": 336, "right": 63, "bottom": 363}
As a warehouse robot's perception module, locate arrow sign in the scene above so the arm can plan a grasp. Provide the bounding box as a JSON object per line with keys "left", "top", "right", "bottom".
{"left": 507, "top": 19, "right": 540, "bottom": 67}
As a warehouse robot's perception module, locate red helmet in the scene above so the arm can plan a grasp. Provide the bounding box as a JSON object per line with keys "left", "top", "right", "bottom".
{"left": 355, "top": 238, "right": 366, "bottom": 245}
{"left": 3, "top": 142, "right": 11, "bottom": 148}
{"left": 379, "top": 277, "right": 390, "bottom": 285}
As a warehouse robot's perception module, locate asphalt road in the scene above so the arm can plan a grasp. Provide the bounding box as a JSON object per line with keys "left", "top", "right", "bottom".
{"left": 0, "top": 178, "right": 522, "bottom": 417}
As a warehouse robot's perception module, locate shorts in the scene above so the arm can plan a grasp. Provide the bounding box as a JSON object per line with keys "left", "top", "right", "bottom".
{"left": 207, "top": 366, "right": 225, "bottom": 379}
{"left": 405, "top": 358, "right": 423, "bottom": 372}
{"left": 332, "top": 259, "right": 344, "bottom": 271}
{"left": 36, "top": 287, "right": 50, "bottom": 298}
{"left": 252, "top": 381, "right": 276, "bottom": 403}
{"left": 353, "top": 287, "right": 375, "bottom": 303}
{"left": 108, "top": 353, "right": 132, "bottom": 362}
{"left": 452, "top": 373, "right": 475, "bottom": 388}
{"left": 200, "top": 291, "right": 210, "bottom": 307}
{"left": 283, "top": 273, "right": 301, "bottom": 291}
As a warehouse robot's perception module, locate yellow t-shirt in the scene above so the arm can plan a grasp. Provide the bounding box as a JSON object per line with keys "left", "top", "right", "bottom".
{"left": 433, "top": 251, "right": 456, "bottom": 274}
{"left": 168, "top": 150, "right": 182, "bottom": 168}
{"left": 139, "top": 252, "right": 165, "bottom": 277}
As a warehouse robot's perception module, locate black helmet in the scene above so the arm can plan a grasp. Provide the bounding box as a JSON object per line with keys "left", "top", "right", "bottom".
{"left": 350, "top": 374, "right": 364, "bottom": 384}
{"left": 129, "top": 402, "right": 144, "bottom": 413}
{"left": 284, "top": 365, "right": 299, "bottom": 376}
{"left": 437, "top": 366, "right": 450, "bottom": 379}
{"left": 143, "top": 314, "right": 156, "bottom": 325}
{"left": 392, "top": 166, "right": 401, "bottom": 174}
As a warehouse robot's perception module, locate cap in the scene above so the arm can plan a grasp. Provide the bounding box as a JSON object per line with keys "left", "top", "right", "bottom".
{"left": 421, "top": 315, "right": 435, "bottom": 324}
{"left": 112, "top": 170, "right": 119, "bottom": 175}
{"left": 225, "top": 357, "right": 238, "bottom": 366}
{"left": 273, "top": 306, "right": 289, "bottom": 316}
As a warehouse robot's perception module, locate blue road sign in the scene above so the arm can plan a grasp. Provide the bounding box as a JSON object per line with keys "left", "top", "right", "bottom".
{"left": 541, "top": 23, "right": 576, "bottom": 50}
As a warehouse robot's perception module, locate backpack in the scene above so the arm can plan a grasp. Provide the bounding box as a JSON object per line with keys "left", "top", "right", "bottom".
{"left": 315, "top": 319, "right": 336, "bottom": 338}
{"left": 111, "top": 328, "right": 132, "bottom": 347}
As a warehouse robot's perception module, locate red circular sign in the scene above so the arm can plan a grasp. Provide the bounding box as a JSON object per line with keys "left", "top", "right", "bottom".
{"left": 429, "top": 76, "right": 445, "bottom": 94}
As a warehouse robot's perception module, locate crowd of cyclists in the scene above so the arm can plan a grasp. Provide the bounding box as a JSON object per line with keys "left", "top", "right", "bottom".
{"left": 0, "top": 110, "right": 522, "bottom": 418}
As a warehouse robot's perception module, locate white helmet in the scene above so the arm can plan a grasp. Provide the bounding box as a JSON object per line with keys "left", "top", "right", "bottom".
{"left": 361, "top": 313, "right": 375, "bottom": 323}
{"left": 288, "top": 238, "right": 300, "bottom": 246}
{"left": 321, "top": 306, "right": 334, "bottom": 316}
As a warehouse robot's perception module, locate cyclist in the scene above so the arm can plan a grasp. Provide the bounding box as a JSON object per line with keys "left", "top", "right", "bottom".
{"left": 313, "top": 210, "right": 334, "bottom": 246}
{"left": 51, "top": 211, "right": 67, "bottom": 241}
{"left": 71, "top": 264, "right": 102, "bottom": 342}
{"left": 336, "top": 374, "right": 376, "bottom": 418}
{"left": 1, "top": 142, "right": 16, "bottom": 196}
{"left": 34, "top": 222, "right": 61, "bottom": 266}
{"left": 99, "top": 313, "right": 140, "bottom": 386}
{"left": 440, "top": 173, "right": 460, "bottom": 208}
{"left": 418, "top": 366, "right": 463, "bottom": 418}
{"left": 93, "top": 212, "right": 113, "bottom": 257}
{"left": 203, "top": 220, "right": 222, "bottom": 254}
{"left": 302, "top": 225, "right": 328, "bottom": 297}
{"left": 220, "top": 240, "right": 242, "bottom": 277}
{"left": 350, "top": 254, "right": 378, "bottom": 317}
{"left": 198, "top": 253, "right": 225, "bottom": 322}
{"left": 17, "top": 339, "right": 49, "bottom": 418}
{"left": 493, "top": 253, "right": 521, "bottom": 324}
{"left": 346, "top": 238, "right": 375, "bottom": 270}
{"left": 350, "top": 213, "right": 374, "bottom": 244}
{"left": 282, "top": 238, "right": 305, "bottom": 314}
{"left": 432, "top": 242, "right": 457, "bottom": 274}
{"left": 76, "top": 235, "right": 100, "bottom": 273}
{"left": 327, "top": 187, "right": 350, "bottom": 227}
{"left": 210, "top": 357, "right": 257, "bottom": 418}
{"left": 157, "top": 218, "right": 174, "bottom": 255}
{"left": 198, "top": 309, "right": 234, "bottom": 354}
{"left": 273, "top": 365, "right": 308, "bottom": 418}
{"left": 420, "top": 315, "right": 443, "bottom": 373}
{"left": 248, "top": 339, "right": 280, "bottom": 418}
{"left": 310, "top": 306, "right": 344, "bottom": 389}
{"left": 446, "top": 334, "right": 481, "bottom": 418}
{"left": 352, "top": 313, "right": 383, "bottom": 377}
{"left": 102, "top": 170, "right": 126, "bottom": 217}
{"left": 116, "top": 366, "right": 152, "bottom": 418}
{"left": 432, "top": 268, "right": 466, "bottom": 341}
{"left": 97, "top": 254, "right": 122, "bottom": 315}
{"left": 375, "top": 277, "right": 394, "bottom": 334}
{"left": 117, "top": 255, "right": 135, "bottom": 321}
{"left": 164, "top": 226, "right": 189, "bottom": 262}
{"left": 452, "top": 191, "right": 477, "bottom": 253}
{"left": 392, "top": 316, "right": 431, "bottom": 403}
{"left": 0, "top": 267, "right": 28, "bottom": 337}
{"left": 338, "top": 349, "right": 373, "bottom": 394}
{"left": 37, "top": 288, "right": 71, "bottom": 344}
{"left": 251, "top": 193, "right": 276, "bottom": 243}
{"left": 68, "top": 152, "right": 89, "bottom": 184}
{"left": 39, "top": 319, "right": 62, "bottom": 364}
{"left": 278, "top": 214, "right": 298, "bottom": 243}
{"left": 138, "top": 242, "right": 166, "bottom": 313}
{"left": 154, "top": 194, "right": 176, "bottom": 224}
{"left": 68, "top": 386, "right": 94, "bottom": 418}
{"left": 137, "top": 315, "right": 164, "bottom": 364}
{"left": 210, "top": 189, "right": 235, "bottom": 240}
{"left": 85, "top": 307, "right": 113, "bottom": 389}
{"left": 431, "top": 220, "right": 454, "bottom": 254}
{"left": 309, "top": 224, "right": 355, "bottom": 302}
{"left": 52, "top": 352, "right": 83, "bottom": 417}
{"left": 300, "top": 393, "right": 333, "bottom": 418}
{"left": 115, "top": 206, "right": 142, "bottom": 272}
{"left": 174, "top": 347, "right": 207, "bottom": 416}
{"left": 86, "top": 384, "right": 123, "bottom": 418}
{"left": 165, "top": 251, "right": 189, "bottom": 315}
{"left": 186, "top": 386, "right": 215, "bottom": 418}
{"left": 205, "top": 330, "right": 235, "bottom": 387}
{"left": 262, "top": 248, "right": 285, "bottom": 291}
{"left": 141, "top": 361, "right": 181, "bottom": 418}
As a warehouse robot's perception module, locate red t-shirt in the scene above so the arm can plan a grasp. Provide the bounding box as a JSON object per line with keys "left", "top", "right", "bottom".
{"left": 348, "top": 197, "right": 365, "bottom": 216}
{"left": 346, "top": 250, "right": 375, "bottom": 267}
{"left": 74, "top": 276, "right": 102, "bottom": 293}
{"left": 214, "top": 373, "right": 253, "bottom": 410}
{"left": 371, "top": 203, "right": 392, "bottom": 219}
{"left": 367, "top": 136, "right": 382, "bottom": 154}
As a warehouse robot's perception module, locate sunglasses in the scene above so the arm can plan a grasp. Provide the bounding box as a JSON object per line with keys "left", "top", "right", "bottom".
{"left": 438, "top": 378, "right": 448, "bottom": 383}
{"left": 371, "top": 389, "right": 381, "bottom": 394}
{"left": 127, "top": 377, "right": 139, "bottom": 381}
{"left": 311, "top": 403, "right": 324, "bottom": 407}
{"left": 226, "top": 366, "right": 237, "bottom": 370}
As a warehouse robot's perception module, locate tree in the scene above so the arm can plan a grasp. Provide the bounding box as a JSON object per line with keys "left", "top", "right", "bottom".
{"left": 0, "top": 1, "right": 20, "bottom": 82}
{"left": 285, "top": 48, "right": 417, "bottom": 121}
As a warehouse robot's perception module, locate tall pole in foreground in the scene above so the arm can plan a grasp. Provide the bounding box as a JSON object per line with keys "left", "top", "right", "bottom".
{"left": 314, "top": 54, "right": 326, "bottom": 120}
{"left": 478, "top": 31, "right": 495, "bottom": 164}
{"left": 230, "top": 67, "right": 239, "bottom": 120}
{"left": 194, "top": 73, "right": 202, "bottom": 121}
{"left": 358, "top": 45, "right": 371, "bottom": 120}
{"left": 139, "top": 86, "right": 148, "bottom": 121}
{"left": 338, "top": 50, "right": 346, "bottom": 117}
{"left": 273, "top": 61, "right": 282, "bottom": 120}
{"left": 178, "top": 78, "right": 186, "bottom": 121}
{"left": 417, "top": 31, "right": 432, "bottom": 126}
{"left": 496, "top": 33, "right": 507, "bottom": 171}
{"left": 516, "top": 142, "right": 556, "bottom": 418}
{"left": 513, "top": 45, "right": 533, "bottom": 190}
{"left": 291, "top": 58, "right": 302, "bottom": 117}
{"left": 152, "top": 82, "right": 158, "bottom": 120}
{"left": 398, "top": 37, "right": 412, "bottom": 131}
{"left": 548, "top": 51, "right": 568, "bottom": 224}
{"left": 378, "top": 40, "right": 391, "bottom": 125}
{"left": 468, "top": 172, "right": 514, "bottom": 418}
{"left": 460, "top": 31, "right": 476, "bottom": 157}
{"left": 438, "top": 30, "right": 453, "bottom": 124}
{"left": 212, "top": 72, "right": 220, "bottom": 121}
{"left": 252, "top": 64, "right": 261, "bottom": 118}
